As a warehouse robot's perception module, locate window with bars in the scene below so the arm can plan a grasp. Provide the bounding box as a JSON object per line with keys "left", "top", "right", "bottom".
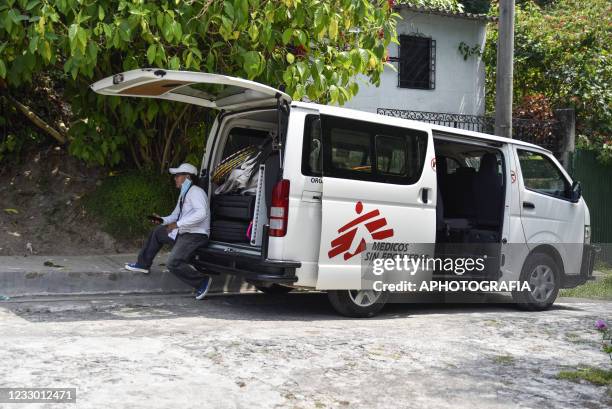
{"left": 398, "top": 35, "right": 436, "bottom": 90}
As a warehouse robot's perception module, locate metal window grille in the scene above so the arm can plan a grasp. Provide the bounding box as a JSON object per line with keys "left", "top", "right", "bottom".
{"left": 398, "top": 35, "right": 436, "bottom": 90}
{"left": 376, "top": 108, "right": 564, "bottom": 153}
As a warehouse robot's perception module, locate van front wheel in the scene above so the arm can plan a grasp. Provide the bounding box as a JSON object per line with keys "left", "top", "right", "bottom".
{"left": 328, "top": 290, "right": 389, "bottom": 318}
{"left": 512, "top": 253, "right": 560, "bottom": 311}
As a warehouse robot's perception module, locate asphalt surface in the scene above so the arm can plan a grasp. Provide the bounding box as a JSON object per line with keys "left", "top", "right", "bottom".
{"left": 0, "top": 293, "right": 610, "bottom": 409}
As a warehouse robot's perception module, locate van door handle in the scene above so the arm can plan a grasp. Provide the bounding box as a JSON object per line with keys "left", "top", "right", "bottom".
{"left": 421, "top": 188, "right": 429, "bottom": 204}
{"left": 302, "top": 190, "right": 322, "bottom": 202}
{"left": 523, "top": 201, "right": 535, "bottom": 209}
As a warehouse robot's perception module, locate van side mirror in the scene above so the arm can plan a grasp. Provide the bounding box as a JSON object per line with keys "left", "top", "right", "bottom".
{"left": 570, "top": 181, "right": 582, "bottom": 202}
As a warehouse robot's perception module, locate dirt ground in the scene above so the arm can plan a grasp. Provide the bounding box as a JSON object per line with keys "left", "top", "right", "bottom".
{"left": 1, "top": 293, "right": 610, "bottom": 409}
{"left": 0, "top": 148, "right": 138, "bottom": 256}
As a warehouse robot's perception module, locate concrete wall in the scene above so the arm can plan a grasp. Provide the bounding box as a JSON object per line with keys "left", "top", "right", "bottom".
{"left": 343, "top": 10, "right": 488, "bottom": 116}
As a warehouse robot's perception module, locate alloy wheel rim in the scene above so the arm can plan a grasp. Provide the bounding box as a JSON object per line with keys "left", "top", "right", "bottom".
{"left": 529, "top": 264, "right": 555, "bottom": 302}
{"left": 348, "top": 290, "right": 381, "bottom": 307}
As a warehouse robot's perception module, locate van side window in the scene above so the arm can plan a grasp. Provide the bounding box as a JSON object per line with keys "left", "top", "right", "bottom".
{"left": 330, "top": 128, "right": 371, "bottom": 173}
{"left": 302, "top": 115, "right": 323, "bottom": 176}
{"left": 376, "top": 135, "right": 407, "bottom": 176}
{"left": 318, "top": 115, "right": 427, "bottom": 184}
{"left": 517, "top": 149, "right": 570, "bottom": 199}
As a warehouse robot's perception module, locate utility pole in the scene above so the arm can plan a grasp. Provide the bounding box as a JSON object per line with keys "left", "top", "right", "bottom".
{"left": 495, "top": 0, "right": 515, "bottom": 138}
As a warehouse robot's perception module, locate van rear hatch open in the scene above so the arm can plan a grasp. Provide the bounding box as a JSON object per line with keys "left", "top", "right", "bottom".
{"left": 90, "top": 68, "right": 291, "bottom": 111}
{"left": 91, "top": 69, "right": 298, "bottom": 284}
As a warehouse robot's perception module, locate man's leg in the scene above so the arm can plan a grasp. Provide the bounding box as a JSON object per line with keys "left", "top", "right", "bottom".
{"left": 167, "top": 233, "right": 209, "bottom": 288}
{"left": 137, "top": 225, "right": 175, "bottom": 268}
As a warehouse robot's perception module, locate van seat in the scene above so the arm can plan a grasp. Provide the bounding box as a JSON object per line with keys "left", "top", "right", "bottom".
{"left": 445, "top": 167, "right": 476, "bottom": 218}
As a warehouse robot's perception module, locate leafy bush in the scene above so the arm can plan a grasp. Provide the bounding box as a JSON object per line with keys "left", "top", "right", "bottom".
{"left": 0, "top": 0, "right": 403, "bottom": 170}
{"left": 484, "top": 0, "right": 611, "bottom": 163}
{"left": 85, "top": 171, "right": 177, "bottom": 240}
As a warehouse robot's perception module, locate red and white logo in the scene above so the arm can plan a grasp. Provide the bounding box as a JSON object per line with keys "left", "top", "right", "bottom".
{"left": 328, "top": 201, "right": 394, "bottom": 260}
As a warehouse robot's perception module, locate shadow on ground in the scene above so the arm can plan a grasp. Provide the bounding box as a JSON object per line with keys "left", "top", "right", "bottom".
{"left": 0, "top": 291, "right": 588, "bottom": 324}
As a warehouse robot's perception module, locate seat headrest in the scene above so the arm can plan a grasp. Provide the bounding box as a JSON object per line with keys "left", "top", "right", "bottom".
{"left": 479, "top": 153, "right": 498, "bottom": 174}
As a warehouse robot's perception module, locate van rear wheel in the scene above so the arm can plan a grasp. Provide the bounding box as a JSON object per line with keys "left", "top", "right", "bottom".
{"left": 328, "top": 290, "right": 389, "bottom": 318}
{"left": 512, "top": 253, "right": 560, "bottom": 311}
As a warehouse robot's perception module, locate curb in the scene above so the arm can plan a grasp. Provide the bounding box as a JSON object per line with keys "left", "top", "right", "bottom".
{"left": 0, "top": 254, "right": 249, "bottom": 297}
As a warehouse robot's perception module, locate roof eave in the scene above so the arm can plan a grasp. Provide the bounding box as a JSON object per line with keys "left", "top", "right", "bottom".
{"left": 395, "top": 6, "right": 497, "bottom": 22}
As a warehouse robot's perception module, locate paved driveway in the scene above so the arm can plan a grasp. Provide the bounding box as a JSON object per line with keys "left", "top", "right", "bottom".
{"left": 0, "top": 293, "right": 610, "bottom": 409}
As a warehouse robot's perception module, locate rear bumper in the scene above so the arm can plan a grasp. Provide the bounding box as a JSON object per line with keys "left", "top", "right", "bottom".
{"left": 192, "top": 226, "right": 300, "bottom": 285}
{"left": 562, "top": 244, "right": 598, "bottom": 288}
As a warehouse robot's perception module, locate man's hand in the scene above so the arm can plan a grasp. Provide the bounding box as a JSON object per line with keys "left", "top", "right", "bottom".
{"left": 166, "top": 222, "right": 178, "bottom": 233}
{"left": 150, "top": 213, "right": 162, "bottom": 225}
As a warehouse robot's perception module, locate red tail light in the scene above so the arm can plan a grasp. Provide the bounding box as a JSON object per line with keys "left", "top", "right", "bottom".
{"left": 269, "top": 179, "right": 290, "bottom": 237}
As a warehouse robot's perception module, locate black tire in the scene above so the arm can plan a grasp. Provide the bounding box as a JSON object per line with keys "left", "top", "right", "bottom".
{"left": 327, "top": 290, "right": 389, "bottom": 318}
{"left": 512, "top": 252, "right": 560, "bottom": 311}
{"left": 255, "top": 284, "right": 293, "bottom": 295}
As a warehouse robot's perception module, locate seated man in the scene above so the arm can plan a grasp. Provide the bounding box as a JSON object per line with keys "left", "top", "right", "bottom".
{"left": 125, "top": 163, "right": 212, "bottom": 300}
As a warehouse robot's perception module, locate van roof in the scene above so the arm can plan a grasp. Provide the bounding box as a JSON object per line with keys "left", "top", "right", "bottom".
{"left": 291, "top": 101, "right": 549, "bottom": 153}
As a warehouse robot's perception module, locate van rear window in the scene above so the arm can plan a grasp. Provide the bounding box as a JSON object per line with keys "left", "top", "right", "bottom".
{"left": 221, "top": 127, "right": 269, "bottom": 159}
{"left": 302, "top": 115, "right": 427, "bottom": 184}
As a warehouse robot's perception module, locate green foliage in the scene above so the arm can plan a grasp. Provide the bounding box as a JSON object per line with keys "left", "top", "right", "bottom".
{"left": 458, "top": 41, "right": 481, "bottom": 60}
{"left": 560, "top": 267, "right": 612, "bottom": 300}
{"left": 460, "top": 0, "right": 490, "bottom": 14}
{"left": 557, "top": 367, "right": 612, "bottom": 387}
{"left": 0, "top": 0, "right": 406, "bottom": 169}
{"left": 84, "top": 171, "right": 176, "bottom": 239}
{"left": 484, "top": 0, "right": 611, "bottom": 164}
{"left": 396, "top": 0, "right": 464, "bottom": 13}
{"left": 0, "top": 95, "right": 45, "bottom": 164}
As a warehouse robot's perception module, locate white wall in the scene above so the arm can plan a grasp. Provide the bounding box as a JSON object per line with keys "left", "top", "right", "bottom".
{"left": 343, "top": 10, "right": 487, "bottom": 116}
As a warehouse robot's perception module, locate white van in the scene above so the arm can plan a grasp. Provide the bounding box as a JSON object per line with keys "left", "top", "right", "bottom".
{"left": 92, "top": 69, "right": 596, "bottom": 317}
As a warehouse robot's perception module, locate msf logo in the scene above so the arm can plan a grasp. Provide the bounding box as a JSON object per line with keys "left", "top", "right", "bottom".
{"left": 328, "top": 201, "right": 394, "bottom": 260}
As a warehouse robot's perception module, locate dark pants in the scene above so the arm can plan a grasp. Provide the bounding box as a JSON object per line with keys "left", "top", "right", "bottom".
{"left": 138, "top": 225, "right": 210, "bottom": 289}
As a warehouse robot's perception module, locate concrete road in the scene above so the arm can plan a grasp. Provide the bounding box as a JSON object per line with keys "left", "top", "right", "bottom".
{"left": 0, "top": 293, "right": 610, "bottom": 409}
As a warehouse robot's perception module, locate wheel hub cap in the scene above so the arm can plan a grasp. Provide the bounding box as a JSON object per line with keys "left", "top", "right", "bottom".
{"left": 529, "top": 265, "right": 555, "bottom": 302}
{"left": 348, "top": 290, "right": 381, "bottom": 307}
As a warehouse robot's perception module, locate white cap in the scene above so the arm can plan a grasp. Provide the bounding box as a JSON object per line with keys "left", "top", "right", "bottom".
{"left": 169, "top": 163, "right": 198, "bottom": 176}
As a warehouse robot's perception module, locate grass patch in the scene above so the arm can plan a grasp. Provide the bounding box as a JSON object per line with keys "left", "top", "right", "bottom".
{"left": 85, "top": 171, "right": 176, "bottom": 240}
{"left": 557, "top": 367, "right": 612, "bottom": 387}
{"left": 493, "top": 355, "right": 515, "bottom": 365}
{"left": 560, "top": 265, "right": 612, "bottom": 300}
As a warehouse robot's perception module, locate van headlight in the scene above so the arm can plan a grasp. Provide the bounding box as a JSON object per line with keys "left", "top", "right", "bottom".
{"left": 584, "top": 225, "right": 591, "bottom": 244}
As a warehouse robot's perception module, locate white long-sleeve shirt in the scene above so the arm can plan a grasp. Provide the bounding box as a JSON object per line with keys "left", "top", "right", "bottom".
{"left": 162, "top": 185, "right": 210, "bottom": 237}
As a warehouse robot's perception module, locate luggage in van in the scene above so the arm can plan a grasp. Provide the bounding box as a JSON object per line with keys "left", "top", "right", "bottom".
{"left": 212, "top": 194, "right": 256, "bottom": 221}
{"left": 210, "top": 219, "right": 250, "bottom": 243}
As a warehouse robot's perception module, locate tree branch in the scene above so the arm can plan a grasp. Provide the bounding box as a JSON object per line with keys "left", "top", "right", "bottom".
{"left": 161, "top": 104, "right": 190, "bottom": 173}
{"left": 5, "top": 94, "right": 67, "bottom": 145}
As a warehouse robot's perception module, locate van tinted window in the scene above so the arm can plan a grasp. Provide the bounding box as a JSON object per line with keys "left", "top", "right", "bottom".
{"left": 330, "top": 128, "right": 371, "bottom": 173}
{"left": 302, "top": 115, "right": 323, "bottom": 176}
{"left": 517, "top": 149, "right": 570, "bottom": 199}
{"left": 376, "top": 134, "right": 408, "bottom": 176}
{"left": 302, "top": 115, "right": 427, "bottom": 184}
